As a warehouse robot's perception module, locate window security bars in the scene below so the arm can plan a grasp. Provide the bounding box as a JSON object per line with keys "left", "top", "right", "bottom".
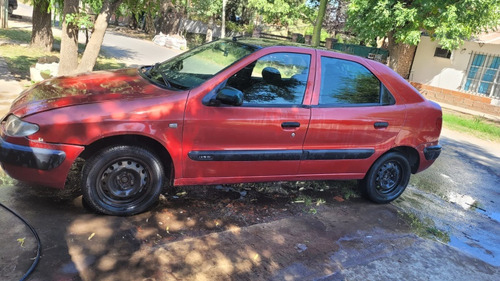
{"left": 462, "top": 52, "right": 500, "bottom": 99}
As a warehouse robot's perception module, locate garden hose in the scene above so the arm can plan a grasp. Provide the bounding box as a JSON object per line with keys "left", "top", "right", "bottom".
{"left": 0, "top": 202, "right": 41, "bottom": 281}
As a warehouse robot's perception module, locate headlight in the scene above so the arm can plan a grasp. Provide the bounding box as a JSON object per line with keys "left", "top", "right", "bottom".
{"left": 3, "top": 115, "right": 39, "bottom": 137}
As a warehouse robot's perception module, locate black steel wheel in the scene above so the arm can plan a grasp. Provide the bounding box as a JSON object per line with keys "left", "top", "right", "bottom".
{"left": 82, "top": 146, "right": 164, "bottom": 216}
{"left": 360, "top": 152, "right": 411, "bottom": 203}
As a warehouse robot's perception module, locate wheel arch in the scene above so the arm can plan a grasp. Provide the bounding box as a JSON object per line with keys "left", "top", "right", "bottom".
{"left": 79, "top": 134, "right": 175, "bottom": 184}
{"left": 387, "top": 146, "right": 420, "bottom": 174}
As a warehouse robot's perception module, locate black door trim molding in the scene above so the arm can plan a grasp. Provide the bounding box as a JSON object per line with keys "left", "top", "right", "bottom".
{"left": 303, "top": 149, "right": 375, "bottom": 160}
{"left": 188, "top": 149, "right": 375, "bottom": 162}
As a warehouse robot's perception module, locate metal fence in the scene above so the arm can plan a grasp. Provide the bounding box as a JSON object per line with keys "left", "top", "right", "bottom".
{"left": 258, "top": 32, "right": 389, "bottom": 63}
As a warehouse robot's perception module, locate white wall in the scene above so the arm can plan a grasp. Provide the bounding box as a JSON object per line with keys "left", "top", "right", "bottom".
{"left": 410, "top": 36, "right": 500, "bottom": 91}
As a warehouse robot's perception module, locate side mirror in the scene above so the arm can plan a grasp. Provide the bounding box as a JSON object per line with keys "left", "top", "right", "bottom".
{"left": 215, "top": 87, "right": 244, "bottom": 106}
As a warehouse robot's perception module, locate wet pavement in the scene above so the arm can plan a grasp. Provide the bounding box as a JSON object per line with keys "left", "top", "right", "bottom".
{"left": 395, "top": 127, "right": 500, "bottom": 267}
{"left": 1, "top": 182, "right": 499, "bottom": 281}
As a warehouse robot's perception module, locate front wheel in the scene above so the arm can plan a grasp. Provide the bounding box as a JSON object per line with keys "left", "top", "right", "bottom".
{"left": 82, "top": 145, "right": 165, "bottom": 216}
{"left": 360, "top": 152, "right": 411, "bottom": 204}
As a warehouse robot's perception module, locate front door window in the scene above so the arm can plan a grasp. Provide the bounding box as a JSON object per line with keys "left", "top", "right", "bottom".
{"left": 227, "top": 53, "right": 311, "bottom": 106}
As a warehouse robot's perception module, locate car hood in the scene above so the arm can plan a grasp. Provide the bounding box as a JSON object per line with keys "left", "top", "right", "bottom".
{"left": 10, "top": 68, "right": 163, "bottom": 117}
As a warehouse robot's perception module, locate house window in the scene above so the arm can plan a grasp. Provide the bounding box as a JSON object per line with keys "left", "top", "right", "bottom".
{"left": 434, "top": 47, "right": 451, "bottom": 59}
{"left": 462, "top": 53, "right": 500, "bottom": 99}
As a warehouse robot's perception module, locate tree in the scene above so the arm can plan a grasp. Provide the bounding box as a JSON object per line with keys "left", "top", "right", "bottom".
{"left": 347, "top": 0, "right": 500, "bottom": 78}
{"left": 31, "top": 0, "right": 53, "bottom": 51}
{"left": 77, "top": 0, "right": 123, "bottom": 72}
{"left": 58, "top": 0, "right": 124, "bottom": 75}
{"left": 221, "top": 0, "right": 227, "bottom": 38}
{"left": 155, "top": 0, "right": 189, "bottom": 35}
{"left": 58, "top": 0, "right": 79, "bottom": 74}
{"left": 248, "top": 0, "right": 304, "bottom": 26}
{"left": 1, "top": 0, "right": 8, "bottom": 28}
{"left": 226, "top": 0, "right": 253, "bottom": 25}
{"left": 191, "top": 0, "right": 223, "bottom": 41}
{"left": 311, "top": 0, "right": 328, "bottom": 47}
{"left": 248, "top": 0, "right": 334, "bottom": 47}
{"left": 323, "top": 0, "right": 348, "bottom": 34}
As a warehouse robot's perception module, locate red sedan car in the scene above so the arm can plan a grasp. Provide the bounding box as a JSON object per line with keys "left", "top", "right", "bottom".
{"left": 0, "top": 38, "right": 442, "bottom": 215}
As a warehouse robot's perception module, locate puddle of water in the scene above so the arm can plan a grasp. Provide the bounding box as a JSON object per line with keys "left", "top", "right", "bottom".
{"left": 449, "top": 236, "right": 499, "bottom": 266}
{"left": 474, "top": 208, "right": 500, "bottom": 224}
{"left": 447, "top": 191, "right": 476, "bottom": 210}
{"left": 488, "top": 212, "right": 500, "bottom": 224}
{"left": 440, "top": 173, "right": 455, "bottom": 183}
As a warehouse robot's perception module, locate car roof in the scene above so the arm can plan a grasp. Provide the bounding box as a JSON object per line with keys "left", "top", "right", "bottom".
{"left": 228, "top": 37, "right": 315, "bottom": 50}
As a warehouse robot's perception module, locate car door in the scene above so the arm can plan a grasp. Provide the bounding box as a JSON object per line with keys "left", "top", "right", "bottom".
{"left": 299, "top": 53, "right": 406, "bottom": 177}
{"left": 181, "top": 49, "right": 315, "bottom": 182}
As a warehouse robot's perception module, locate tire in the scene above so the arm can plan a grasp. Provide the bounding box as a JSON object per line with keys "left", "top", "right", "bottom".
{"left": 82, "top": 145, "right": 165, "bottom": 216}
{"left": 360, "top": 152, "right": 411, "bottom": 204}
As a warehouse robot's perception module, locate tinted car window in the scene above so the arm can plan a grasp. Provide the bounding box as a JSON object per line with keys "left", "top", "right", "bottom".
{"left": 227, "top": 53, "right": 311, "bottom": 106}
{"left": 319, "top": 57, "right": 394, "bottom": 106}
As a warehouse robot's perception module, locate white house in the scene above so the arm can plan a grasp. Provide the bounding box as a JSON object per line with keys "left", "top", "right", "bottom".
{"left": 410, "top": 32, "right": 500, "bottom": 105}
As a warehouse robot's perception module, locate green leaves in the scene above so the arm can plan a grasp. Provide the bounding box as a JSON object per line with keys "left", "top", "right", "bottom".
{"left": 64, "top": 12, "right": 94, "bottom": 29}
{"left": 248, "top": 0, "right": 311, "bottom": 26}
{"left": 347, "top": 0, "right": 500, "bottom": 50}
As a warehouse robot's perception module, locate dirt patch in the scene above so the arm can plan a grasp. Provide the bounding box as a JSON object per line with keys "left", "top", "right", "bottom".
{"left": 100, "top": 181, "right": 361, "bottom": 246}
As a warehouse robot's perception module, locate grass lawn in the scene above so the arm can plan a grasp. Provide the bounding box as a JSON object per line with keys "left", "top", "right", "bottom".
{"left": 0, "top": 28, "right": 126, "bottom": 81}
{"left": 443, "top": 110, "right": 500, "bottom": 142}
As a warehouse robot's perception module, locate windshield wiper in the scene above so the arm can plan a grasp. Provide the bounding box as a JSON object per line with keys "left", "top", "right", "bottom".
{"left": 146, "top": 63, "right": 172, "bottom": 88}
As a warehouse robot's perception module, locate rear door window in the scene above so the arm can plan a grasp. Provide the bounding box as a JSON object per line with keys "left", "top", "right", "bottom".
{"left": 319, "top": 57, "right": 395, "bottom": 106}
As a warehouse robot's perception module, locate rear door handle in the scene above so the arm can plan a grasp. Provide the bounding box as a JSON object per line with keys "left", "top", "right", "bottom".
{"left": 281, "top": 122, "right": 300, "bottom": 129}
{"left": 374, "top": 122, "right": 389, "bottom": 128}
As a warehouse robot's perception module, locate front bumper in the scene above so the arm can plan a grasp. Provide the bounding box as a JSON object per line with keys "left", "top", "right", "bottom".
{"left": 0, "top": 137, "right": 84, "bottom": 189}
{"left": 0, "top": 138, "right": 66, "bottom": 170}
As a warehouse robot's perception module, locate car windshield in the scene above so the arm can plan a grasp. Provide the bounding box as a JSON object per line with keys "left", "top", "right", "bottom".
{"left": 141, "top": 40, "right": 258, "bottom": 90}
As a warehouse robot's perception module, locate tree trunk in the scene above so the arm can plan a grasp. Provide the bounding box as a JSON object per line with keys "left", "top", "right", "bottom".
{"left": 312, "top": 0, "right": 328, "bottom": 47}
{"left": 387, "top": 32, "right": 417, "bottom": 79}
{"left": 221, "top": 0, "right": 227, "bottom": 38}
{"left": 144, "top": 12, "right": 155, "bottom": 34}
{"left": 1, "top": 0, "right": 8, "bottom": 28}
{"left": 31, "top": 0, "right": 53, "bottom": 51}
{"left": 77, "top": 0, "right": 123, "bottom": 73}
{"left": 206, "top": 16, "right": 214, "bottom": 42}
{"left": 156, "top": 2, "right": 181, "bottom": 35}
{"left": 58, "top": 0, "right": 79, "bottom": 76}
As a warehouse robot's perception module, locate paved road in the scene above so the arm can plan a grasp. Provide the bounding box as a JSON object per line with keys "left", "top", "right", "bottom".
{"left": 12, "top": 2, "right": 181, "bottom": 67}
{"left": 99, "top": 31, "right": 182, "bottom": 67}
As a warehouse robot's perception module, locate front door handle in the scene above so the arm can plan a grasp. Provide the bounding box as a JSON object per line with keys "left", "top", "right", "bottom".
{"left": 281, "top": 122, "right": 300, "bottom": 129}
{"left": 374, "top": 122, "right": 389, "bottom": 128}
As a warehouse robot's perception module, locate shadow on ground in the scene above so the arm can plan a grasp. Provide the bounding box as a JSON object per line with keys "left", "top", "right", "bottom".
{"left": 0, "top": 180, "right": 366, "bottom": 280}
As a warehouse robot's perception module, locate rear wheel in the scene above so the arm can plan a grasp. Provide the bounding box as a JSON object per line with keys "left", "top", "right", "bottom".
{"left": 360, "top": 152, "right": 410, "bottom": 203}
{"left": 82, "top": 146, "right": 164, "bottom": 216}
